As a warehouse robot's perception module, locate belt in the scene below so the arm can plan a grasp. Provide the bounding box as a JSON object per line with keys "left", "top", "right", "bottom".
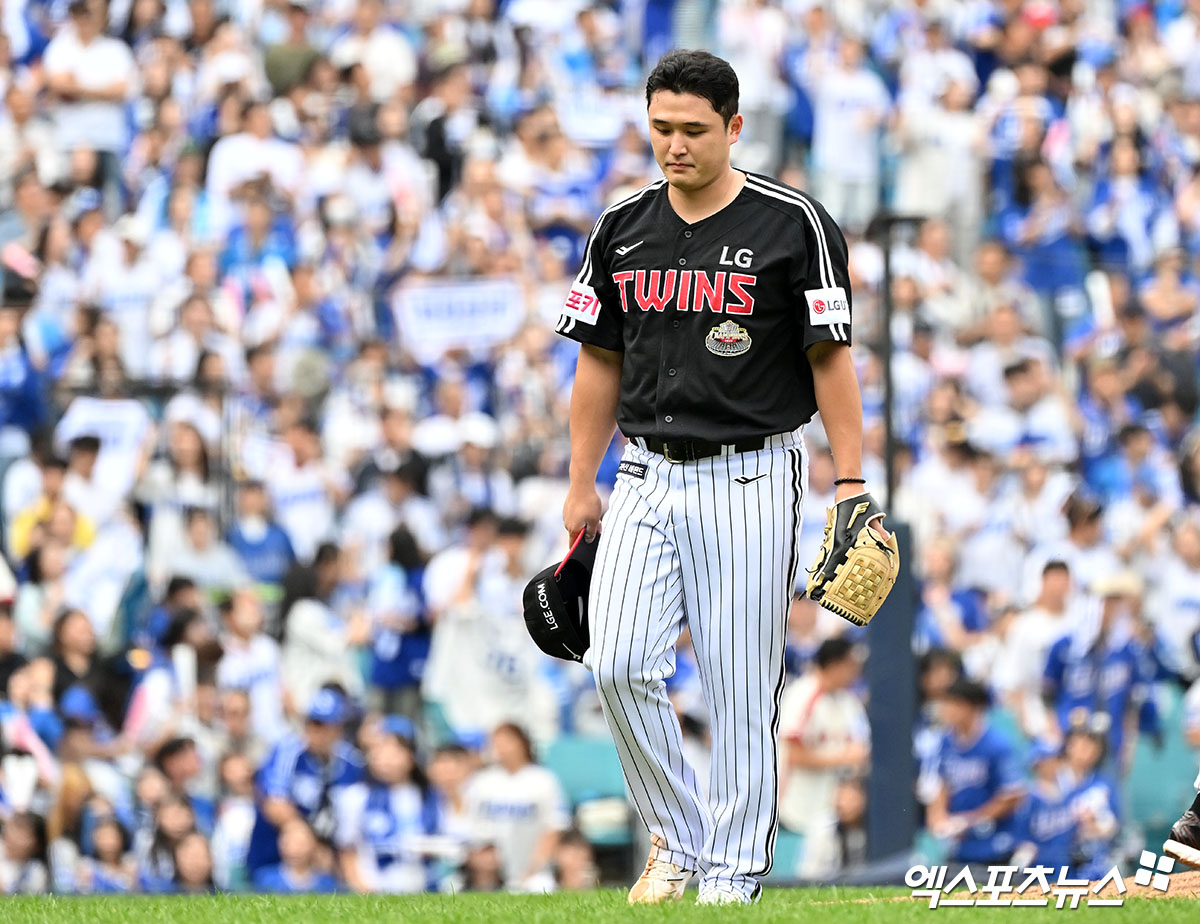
{"left": 640, "top": 435, "right": 767, "bottom": 463}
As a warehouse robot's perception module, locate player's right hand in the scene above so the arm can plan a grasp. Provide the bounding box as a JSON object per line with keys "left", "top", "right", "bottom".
{"left": 563, "top": 485, "right": 602, "bottom": 544}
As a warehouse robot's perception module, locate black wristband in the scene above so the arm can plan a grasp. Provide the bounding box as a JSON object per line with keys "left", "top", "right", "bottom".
{"left": 833, "top": 477, "right": 866, "bottom": 486}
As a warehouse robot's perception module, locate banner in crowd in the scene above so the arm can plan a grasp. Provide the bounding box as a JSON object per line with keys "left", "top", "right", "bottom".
{"left": 392, "top": 277, "right": 525, "bottom": 363}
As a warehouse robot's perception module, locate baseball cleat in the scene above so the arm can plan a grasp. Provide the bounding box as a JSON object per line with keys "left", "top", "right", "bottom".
{"left": 627, "top": 835, "right": 694, "bottom": 904}
{"left": 696, "top": 886, "right": 750, "bottom": 905}
{"left": 1164, "top": 808, "right": 1200, "bottom": 870}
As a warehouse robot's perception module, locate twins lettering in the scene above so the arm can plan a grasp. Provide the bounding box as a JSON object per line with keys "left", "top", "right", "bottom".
{"left": 612, "top": 269, "right": 758, "bottom": 315}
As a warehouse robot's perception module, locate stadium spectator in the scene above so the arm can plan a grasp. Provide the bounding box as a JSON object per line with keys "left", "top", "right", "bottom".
{"left": 1011, "top": 739, "right": 1079, "bottom": 875}
{"left": 280, "top": 544, "right": 368, "bottom": 712}
{"left": 244, "top": 687, "right": 365, "bottom": 877}
{"left": 215, "top": 589, "right": 284, "bottom": 746}
{"left": 1043, "top": 571, "right": 1153, "bottom": 763}
{"left": 552, "top": 829, "right": 598, "bottom": 892}
{"left": 777, "top": 638, "right": 869, "bottom": 878}
{"left": 803, "top": 34, "right": 890, "bottom": 233}
{"left": 170, "top": 830, "right": 216, "bottom": 894}
{"left": 226, "top": 481, "right": 296, "bottom": 611}
{"left": 335, "top": 724, "right": 438, "bottom": 893}
{"left": 926, "top": 678, "right": 1023, "bottom": 868}
{"left": 464, "top": 723, "right": 568, "bottom": 891}
{"left": 994, "top": 560, "right": 1074, "bottom": 739}
{"left": 74, "top": 814, "right": 135, "bottom": 894}
{"left": 1062, "top": 722, "right": 1120, "bottom": 880}
{"left": 251, "top": 818, "right": 338, "bottom": 894}
{"left": 0, "top": 811, "right": 49, "bottom": 893}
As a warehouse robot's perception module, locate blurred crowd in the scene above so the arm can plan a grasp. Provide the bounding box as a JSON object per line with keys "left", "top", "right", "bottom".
{"left": 1, "top": 0, "right": 1200, "bottom": 895}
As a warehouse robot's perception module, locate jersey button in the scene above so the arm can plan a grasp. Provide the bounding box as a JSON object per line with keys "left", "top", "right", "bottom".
{"left": 684, "top": 230, "right": 693, "bottom": 238}
{"left": 678, "top": 258, "right": 687, "bottom": 266}
{"left": 668, "top": 368, "right": 677, "bottom": 376}
{"left": 672, "top": 320, "right": 681, "bottom": 329}
{"left": 664, "top": 415, "right": 673, "bottom": 423}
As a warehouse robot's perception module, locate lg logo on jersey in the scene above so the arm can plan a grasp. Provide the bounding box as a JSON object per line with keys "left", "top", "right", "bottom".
{"left": 806, "top": 287, "right": 850, "bottom": 326}
{"left": 719, "top": 246, "right": 754, "bottom": 268}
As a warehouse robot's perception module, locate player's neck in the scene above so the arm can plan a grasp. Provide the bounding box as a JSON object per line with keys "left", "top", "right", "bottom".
{"left": 666, "top": 166, "right": 746, "bottom": 224}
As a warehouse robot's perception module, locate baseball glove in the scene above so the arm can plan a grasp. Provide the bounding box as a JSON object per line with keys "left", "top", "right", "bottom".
{"left": 805, "top": 492, "right": 900, "bottom": 627}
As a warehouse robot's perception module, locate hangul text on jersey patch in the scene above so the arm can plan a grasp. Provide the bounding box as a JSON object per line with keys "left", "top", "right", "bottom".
{"left": 618, "top": 461, "right": 647, "bottom": 480}
{"left": 804, "top": 286, "right": 850, "bottom": 326}
{"left": 562, "top": 283, "right": 602, "bottom": 325}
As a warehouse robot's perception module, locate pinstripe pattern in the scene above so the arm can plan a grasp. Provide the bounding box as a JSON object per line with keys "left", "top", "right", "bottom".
{"left": 586, "top": 431, "right": 807, "bottom": 898}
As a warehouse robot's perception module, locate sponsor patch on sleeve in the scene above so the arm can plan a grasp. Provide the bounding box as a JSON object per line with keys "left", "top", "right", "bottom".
{"left": 617, "top": 460, "right": 647, "bottom": 480}
{"left": 561, "top": 284, "right": 602, "bottom": 326}
{"left": 805, "top": 287, "right": 851, "bottom": 327}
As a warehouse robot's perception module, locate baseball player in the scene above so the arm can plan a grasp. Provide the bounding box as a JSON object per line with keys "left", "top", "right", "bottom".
{"left": 557, "top": 49, "right": 890, "bottom": 904}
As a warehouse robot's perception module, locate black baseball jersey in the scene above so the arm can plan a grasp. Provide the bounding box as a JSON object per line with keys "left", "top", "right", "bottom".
{"left": 554, "top": 171, "right": 853, "bottom": 442}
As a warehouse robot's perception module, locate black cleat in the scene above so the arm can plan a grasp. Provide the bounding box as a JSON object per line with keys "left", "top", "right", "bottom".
{"left": 1164, "top": 809, "right": 1200, "bottom": 871}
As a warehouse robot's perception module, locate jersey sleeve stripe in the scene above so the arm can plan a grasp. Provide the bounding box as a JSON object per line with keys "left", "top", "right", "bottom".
{"left": 744, "top": 176, "right": 836, "bottom": 276}
{"left": 744, "top": 177, "right": 837, "bottom": 291}
{"left": 576, "top": 178, "right": 667, "bottom": 287}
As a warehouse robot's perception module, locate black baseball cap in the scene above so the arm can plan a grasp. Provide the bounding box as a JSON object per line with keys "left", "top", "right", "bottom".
{"left": 522, "top": 534, "right": 599, "bottom": 663}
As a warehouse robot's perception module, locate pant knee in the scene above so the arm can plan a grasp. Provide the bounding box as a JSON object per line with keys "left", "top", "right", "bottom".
{"left": 593, "top": 655, "right": 638, "bottom": 700}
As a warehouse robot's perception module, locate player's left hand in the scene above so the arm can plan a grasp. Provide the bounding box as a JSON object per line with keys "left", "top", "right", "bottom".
{"left": 563, "top": 483, "right": 603, "bottom": 544}
{"left": 833, "top": 482, "right": 891, "bottom": 541}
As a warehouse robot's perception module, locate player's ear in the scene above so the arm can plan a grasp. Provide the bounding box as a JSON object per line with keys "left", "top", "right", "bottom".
{"left": 727, "top": 113, "right": 743, "bottom": 144}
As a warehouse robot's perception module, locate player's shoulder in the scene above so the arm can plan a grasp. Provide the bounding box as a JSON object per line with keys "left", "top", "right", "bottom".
{"left": 590, "top": 177, "right": 668, "bottom": 232}
{"left": 740, "top": 172, "right": 835, "bottom": 228}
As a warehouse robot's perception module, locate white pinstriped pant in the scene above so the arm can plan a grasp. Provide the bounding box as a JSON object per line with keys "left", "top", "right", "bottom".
{"left": 584, "top": 429, "right": 807, "bottom": 897}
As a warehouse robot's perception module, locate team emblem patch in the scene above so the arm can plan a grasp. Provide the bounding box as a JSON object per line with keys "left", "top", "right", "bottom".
{"left": 705, "top": 320, "right": 752, "bottom": 357}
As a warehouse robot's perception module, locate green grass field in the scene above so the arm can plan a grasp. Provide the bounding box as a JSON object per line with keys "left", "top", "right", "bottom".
{"left": 3, "top": 889, "right": 1200, "bottom": 923}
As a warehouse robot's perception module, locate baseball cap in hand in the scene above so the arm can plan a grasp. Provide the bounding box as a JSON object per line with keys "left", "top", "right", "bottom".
{"left": 522, "top": 533, "right": 598, "bottom": 663}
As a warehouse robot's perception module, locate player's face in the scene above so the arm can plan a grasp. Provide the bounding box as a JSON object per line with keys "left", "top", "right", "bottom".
{"left": 647, "top": 90, "right": 742, "bottom": 193}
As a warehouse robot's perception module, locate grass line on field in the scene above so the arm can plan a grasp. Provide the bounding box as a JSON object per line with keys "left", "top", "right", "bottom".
{"left": 2, "top": 889, "right": 1200, "bottom": 924}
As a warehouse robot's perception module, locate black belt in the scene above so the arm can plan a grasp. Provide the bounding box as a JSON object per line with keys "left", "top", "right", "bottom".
{"left": 641, "top": 435, "right": 767, "bottom": 463}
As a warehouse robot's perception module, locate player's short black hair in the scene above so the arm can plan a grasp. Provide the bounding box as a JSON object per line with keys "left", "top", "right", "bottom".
{"left": 1042, "top": 559, "right": 1069, "bottom": 577}
{"left": 814, "top": 637, "right": 855, "bottom": 669}
{"left": 645, "top": 50, "right": 739, "bottom": 126}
